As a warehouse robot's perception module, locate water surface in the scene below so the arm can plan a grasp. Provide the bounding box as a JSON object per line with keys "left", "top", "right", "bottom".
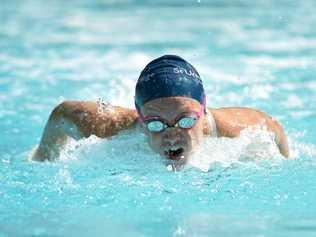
{"left": 1, "top": 0, "right": 316, "bottom": 236}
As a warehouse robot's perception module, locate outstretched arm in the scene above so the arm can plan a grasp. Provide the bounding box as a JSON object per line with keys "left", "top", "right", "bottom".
{"left": 33, "top": 101, "right": 138, "bottom": 161}
{"left": 210, "top": 107, "right": 290, "bottom": 158}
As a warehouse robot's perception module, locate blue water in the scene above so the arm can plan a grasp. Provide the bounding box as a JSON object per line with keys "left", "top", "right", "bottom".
{"left": 1, "top": 0, "right": 316, "bottom": 236}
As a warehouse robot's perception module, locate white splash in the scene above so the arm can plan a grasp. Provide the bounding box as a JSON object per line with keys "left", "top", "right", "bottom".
{"left": 189, "top": 128, "right": 283, "bottom": 172}
{"left": 39, "top": 128, "right": 292, "bottom": 172}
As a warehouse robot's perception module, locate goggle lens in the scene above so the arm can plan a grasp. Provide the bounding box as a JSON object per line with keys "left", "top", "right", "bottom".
{"left": 177, "top": 116, "right": 197, "bottom": 129}
{"left": 147, "top": 120, "right": 165, "bottom": 132}
{"left": 145, "top": 115, "right": 198, "bottom": 133}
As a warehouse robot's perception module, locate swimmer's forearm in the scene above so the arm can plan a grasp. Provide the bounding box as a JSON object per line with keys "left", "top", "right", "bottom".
{"left": 33, "top": 103, "right": 83, "bottom": 161}
{"left": 278, "top": 138, "right": 289, "bottom": 158}
{"left": 34, "top": 123, "right": 68, "bottom": 161}
{"left": 262, "top": 115, "right": 290, "bottom": 158}
{"left": 274, "top": 124, "right": 290, "bottom": 158}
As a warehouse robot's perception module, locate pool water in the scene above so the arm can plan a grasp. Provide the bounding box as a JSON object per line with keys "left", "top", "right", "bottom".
{"left": 1, "top": 0, "right": 316, "bottom": 236}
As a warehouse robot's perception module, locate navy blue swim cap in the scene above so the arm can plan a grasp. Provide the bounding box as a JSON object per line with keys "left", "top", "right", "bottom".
{"left": 135, "top": 55, "right": 205, "bottom": 110}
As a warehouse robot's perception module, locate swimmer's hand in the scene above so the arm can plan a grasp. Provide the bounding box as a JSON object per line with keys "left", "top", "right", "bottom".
{"left": 33, "top": 101, "right": 138, "bottom": 161}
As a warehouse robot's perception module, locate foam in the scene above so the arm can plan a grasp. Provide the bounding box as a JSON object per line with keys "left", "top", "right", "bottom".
{"left": 189, "top": 128, "right": 283, "bottom": 172}
{"left": 51, "top": 127, "right": 284, "bottom": 173}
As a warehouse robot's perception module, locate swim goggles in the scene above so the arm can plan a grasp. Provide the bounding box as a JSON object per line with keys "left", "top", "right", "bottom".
{"left": 138, "top": 105, "right": 204, "bottom": 133}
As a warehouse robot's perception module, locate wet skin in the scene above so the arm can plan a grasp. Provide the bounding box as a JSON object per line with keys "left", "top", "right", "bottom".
{"left": 139, "top": 97, "right": 207, "bottom": 164}
{"left": 33, "top": 97, "right": 289, "bottom": 162}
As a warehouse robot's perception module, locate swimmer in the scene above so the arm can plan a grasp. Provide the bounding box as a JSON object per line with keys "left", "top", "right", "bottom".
{"left": 33, "top": 55, "right": 289, "bottom": 166}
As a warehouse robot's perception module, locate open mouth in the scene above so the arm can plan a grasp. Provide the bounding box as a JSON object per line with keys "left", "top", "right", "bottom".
{"left": 164, "top": 147, "right": 185, "bottom": 160}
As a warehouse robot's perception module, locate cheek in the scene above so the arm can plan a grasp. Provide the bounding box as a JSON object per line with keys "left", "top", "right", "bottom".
{"left": 141, "top": 124, "right": 160, "bottom": 147}
{"left": 188, "top": 123, "right": 204, "bottom": 144}
{"left": 147, "top": 133, "right": 162, "bottom": 150}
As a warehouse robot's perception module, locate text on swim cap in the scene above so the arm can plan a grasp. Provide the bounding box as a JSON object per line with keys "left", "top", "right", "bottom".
{"left": 173, "top": 67, "right": 200, "bottom": 79}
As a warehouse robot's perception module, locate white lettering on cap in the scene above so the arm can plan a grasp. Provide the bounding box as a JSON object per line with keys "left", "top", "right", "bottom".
{"left": 173, "top": 67, "right": 200, "bottom": 79}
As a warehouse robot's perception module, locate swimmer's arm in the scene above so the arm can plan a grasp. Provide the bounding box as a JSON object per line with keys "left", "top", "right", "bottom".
{"left": 209, "top": 107, "right": 290, "bottom": 158}
{"left": 33, "top": 105, "right": 75, "bottom": 161}
{"left": 33, "top": 101, "right": 138, "bottom": 161}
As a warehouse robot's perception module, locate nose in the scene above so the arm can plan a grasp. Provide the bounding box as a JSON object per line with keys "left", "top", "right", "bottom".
{"left": 163, "top": 128, "right": 181, "bottom": 145}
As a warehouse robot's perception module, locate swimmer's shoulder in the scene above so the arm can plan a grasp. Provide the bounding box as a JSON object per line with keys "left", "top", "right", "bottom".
{"left": 207, "top": 106, "right": 280, "bottom": 137}
{"left": 56, "top": 100, "right": 139, "bottom": 138}
{"left": 209, "top": 106, "right": 271, "bottom": 121}
{"left": 208, "top": 106, "right": 289, "bottom": 158}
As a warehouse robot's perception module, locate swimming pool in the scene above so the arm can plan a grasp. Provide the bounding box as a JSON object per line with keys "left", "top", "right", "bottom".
{"left": 1, "top": 0, "right": 316, "bottom": 236}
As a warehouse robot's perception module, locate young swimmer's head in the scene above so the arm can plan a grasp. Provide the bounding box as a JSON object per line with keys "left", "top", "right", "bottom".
{"left": 135, "top": 55, "right": 206, "bottom": 166}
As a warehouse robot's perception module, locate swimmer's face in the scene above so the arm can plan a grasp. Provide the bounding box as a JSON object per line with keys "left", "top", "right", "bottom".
{"left": 139, "top": 97, "right": 206, "bottom": 166}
